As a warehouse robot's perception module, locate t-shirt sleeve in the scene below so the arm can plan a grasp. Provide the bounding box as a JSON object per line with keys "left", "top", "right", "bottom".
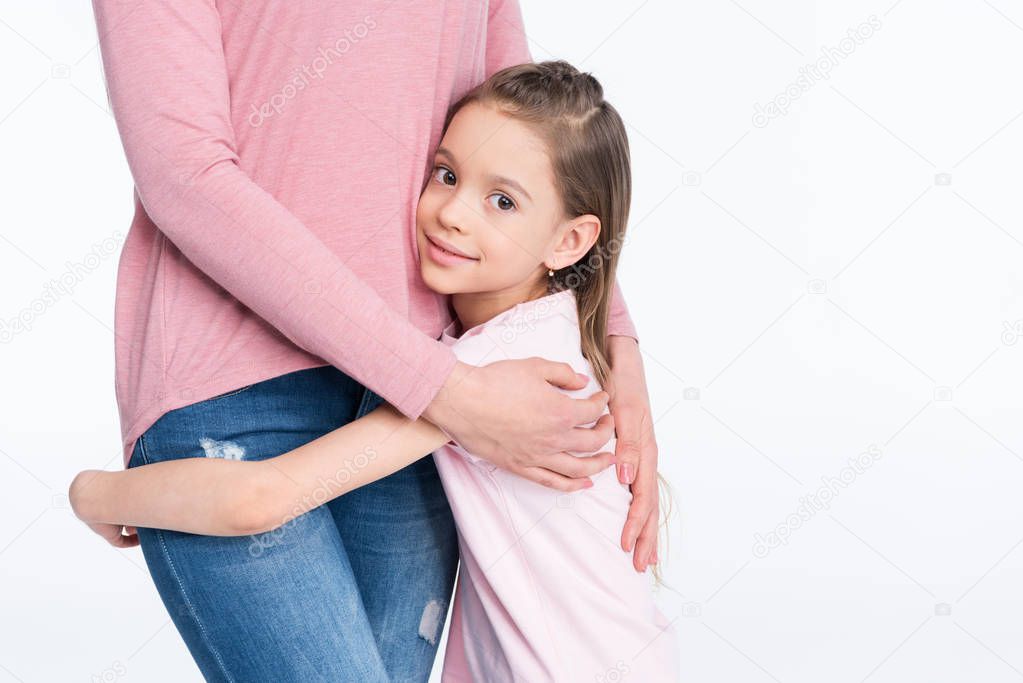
{"left": 90, "top": 0, "right": 455, "bottom": 420}
{"left": 607, "top": 279, "right": 639, "bottom": 343}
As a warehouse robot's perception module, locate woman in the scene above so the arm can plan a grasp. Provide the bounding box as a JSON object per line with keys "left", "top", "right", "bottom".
{"left": 89, "top": 1, "right": 662, "bottom": 680}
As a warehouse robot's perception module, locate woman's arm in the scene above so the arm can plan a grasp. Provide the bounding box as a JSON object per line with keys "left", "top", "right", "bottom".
{"left": 70, "top": 403, "right": 450, "bottom": 537}
{"left": 90, "top": 0, "right": 454, "bottom": 419}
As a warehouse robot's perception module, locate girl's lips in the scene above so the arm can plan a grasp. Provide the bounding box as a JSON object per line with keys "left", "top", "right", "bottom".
{"left": 425, "top": 234, "right": 478, "bottom": 266}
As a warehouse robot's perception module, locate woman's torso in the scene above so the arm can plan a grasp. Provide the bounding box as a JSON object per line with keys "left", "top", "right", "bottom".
{"left": 111, "top": 1, "right": 529, "bottom": 467}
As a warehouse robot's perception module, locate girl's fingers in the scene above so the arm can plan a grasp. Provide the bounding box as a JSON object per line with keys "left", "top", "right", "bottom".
{"left": 114, "top": 526, "right": 139, "bottom": 548}
{"left": 110, "top": 533, "right": 138, "bottom": 548}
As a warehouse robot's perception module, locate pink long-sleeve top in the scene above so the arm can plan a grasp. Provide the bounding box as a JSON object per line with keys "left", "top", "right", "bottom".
{"left": 91, "top": 0, "right": 638, "bottom": 469}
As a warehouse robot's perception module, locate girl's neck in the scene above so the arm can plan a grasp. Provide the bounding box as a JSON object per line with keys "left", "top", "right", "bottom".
{"left": 452, "top": 279, "right": 550, "bottom": 336}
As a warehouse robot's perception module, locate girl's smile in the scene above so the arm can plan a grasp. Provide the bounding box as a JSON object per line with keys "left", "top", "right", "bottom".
{"left": 423, "top": 231, "right": 480, "bottom": 265}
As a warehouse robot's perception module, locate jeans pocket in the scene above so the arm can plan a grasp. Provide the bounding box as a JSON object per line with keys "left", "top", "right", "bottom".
{"left": 355, "top": 387, "right": 385, "bottom": 419}
{"left": 127, "top": 435, "right": 148, "bottom": 468}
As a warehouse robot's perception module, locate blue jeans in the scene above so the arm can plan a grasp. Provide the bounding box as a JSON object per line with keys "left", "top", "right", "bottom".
{"left": 128, "top": 365, "right": 459, "bottom": 682}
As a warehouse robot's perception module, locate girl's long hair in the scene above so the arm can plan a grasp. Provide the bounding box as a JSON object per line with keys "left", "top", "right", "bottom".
{"left": 442, "top": 60, "right": 675, "bottom": 585}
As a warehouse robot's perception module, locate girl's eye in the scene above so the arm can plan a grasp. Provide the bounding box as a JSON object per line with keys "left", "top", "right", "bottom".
{"left": 433, "top": 166, "right": 456, "bottom": 186}
{"left": 488, "top": 193, "right": 516, "bottom": 212}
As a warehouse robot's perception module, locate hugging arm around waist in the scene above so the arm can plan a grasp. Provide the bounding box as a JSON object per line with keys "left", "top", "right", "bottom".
{"left": 69, "top": 403, "right": 450, "bottom": 536}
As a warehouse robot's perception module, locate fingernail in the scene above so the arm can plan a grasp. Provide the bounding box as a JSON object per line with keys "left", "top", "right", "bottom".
{"left": 621, "top": 463, "right": 634, "bottom": 484}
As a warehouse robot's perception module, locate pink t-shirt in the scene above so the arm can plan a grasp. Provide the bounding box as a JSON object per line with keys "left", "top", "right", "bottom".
{"left": 91, "top": 0, "right": 638, "bottom": 468}
{"left": 437, "top": 289, "right": 678, "bottom": 682}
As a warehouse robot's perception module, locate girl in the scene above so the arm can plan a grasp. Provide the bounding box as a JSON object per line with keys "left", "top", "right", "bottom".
{"left": 71, "top": 60, "right": 680, "bottom": 682}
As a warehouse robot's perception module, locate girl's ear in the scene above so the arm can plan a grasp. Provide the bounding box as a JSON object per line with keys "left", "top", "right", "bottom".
{"left": 548, "top": 214, "right": 601, "bottom": 270}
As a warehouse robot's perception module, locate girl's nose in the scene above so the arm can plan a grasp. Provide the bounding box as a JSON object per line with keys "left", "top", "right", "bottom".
{"left": 437, "top": 194, "right": 469, "bottom": 234}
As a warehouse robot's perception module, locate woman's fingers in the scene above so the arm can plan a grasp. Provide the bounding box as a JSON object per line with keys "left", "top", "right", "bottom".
{"left": 538, "top": 359, "right": 611, "bottom": 427}
{"left": 554, "top": 411, "right": 615, "bottom": 455}
{"left": 569, "top": 391, "right": 611, "bottom": 427}
{"left": 544, "top": 450, "right": 617, "bottom": 479}
{"left": 541, "top": 359, "right": 592, "bottom": 392}
{"left": 517, "top": 465, "right": 595, "bottom": 492}
{"left": 517, "top": 449, "right": 617, "bottom": 491}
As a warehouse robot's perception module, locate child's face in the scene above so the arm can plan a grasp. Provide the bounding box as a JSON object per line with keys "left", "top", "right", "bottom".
{"left": 415, "top": 102, "right": 572, "bottom": 299}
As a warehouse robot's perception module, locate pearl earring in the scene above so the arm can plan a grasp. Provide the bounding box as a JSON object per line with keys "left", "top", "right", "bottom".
{"left": 547, "top": 267, "right": 554, "bottom": 277}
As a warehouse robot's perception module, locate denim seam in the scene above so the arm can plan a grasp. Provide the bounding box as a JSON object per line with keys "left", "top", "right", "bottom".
{"left": 139, "top": 436, "right": 236, "bottom": 682}
{"left": 354, "top": 386, "right": 378, "bottom": 419}
{"left": 204, "top": 384, "right": 255, "bottom": 402}
{"left": 136, "top": 433, "right": 150, "bottom": 466}
{"left": 153, "top": 530, "right": 236, "bottom": 682}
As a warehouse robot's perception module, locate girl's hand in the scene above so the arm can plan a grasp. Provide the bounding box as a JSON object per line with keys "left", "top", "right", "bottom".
{"left": 84, "top": 521, "right": 139, "bottom": 548}
{"left": 605, "top": 335, "right": 661, "bottom": 573}
{"left": 70, "top": 469, "right": 139, "bottom": 548}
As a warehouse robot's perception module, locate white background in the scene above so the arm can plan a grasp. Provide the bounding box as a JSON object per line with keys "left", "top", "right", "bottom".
{"left": 2, "top": 1, "right": 1022, "bottom": 681}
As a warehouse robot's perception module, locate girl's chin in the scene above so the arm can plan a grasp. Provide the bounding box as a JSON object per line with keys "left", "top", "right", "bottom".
{"left": 419, "top": 268, "right": 458, "bottom": 295}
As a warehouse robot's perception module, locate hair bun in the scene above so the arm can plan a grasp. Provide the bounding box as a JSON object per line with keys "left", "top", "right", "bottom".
{"left": 538, "top": 60, "right": 603, "bottom": 100}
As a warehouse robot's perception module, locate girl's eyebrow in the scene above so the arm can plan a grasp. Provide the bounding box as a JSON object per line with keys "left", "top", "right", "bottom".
{"left": 487, "top": 174, "right": 532, "bottom": 203}
{"left": 434, "top": 146, "right": 532, "bottom": 203}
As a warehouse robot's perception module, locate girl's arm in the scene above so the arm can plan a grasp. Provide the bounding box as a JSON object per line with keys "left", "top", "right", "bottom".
{"left": 70, "top": 402, "right": 450, "bottom": 537}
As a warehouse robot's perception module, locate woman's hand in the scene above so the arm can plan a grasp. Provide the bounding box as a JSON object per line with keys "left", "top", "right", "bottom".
{"left": 605, "top": 335, "right": 660, "bottom": 573}
{"left": 422, "top": 358, "right": 618, "bottom": 492}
